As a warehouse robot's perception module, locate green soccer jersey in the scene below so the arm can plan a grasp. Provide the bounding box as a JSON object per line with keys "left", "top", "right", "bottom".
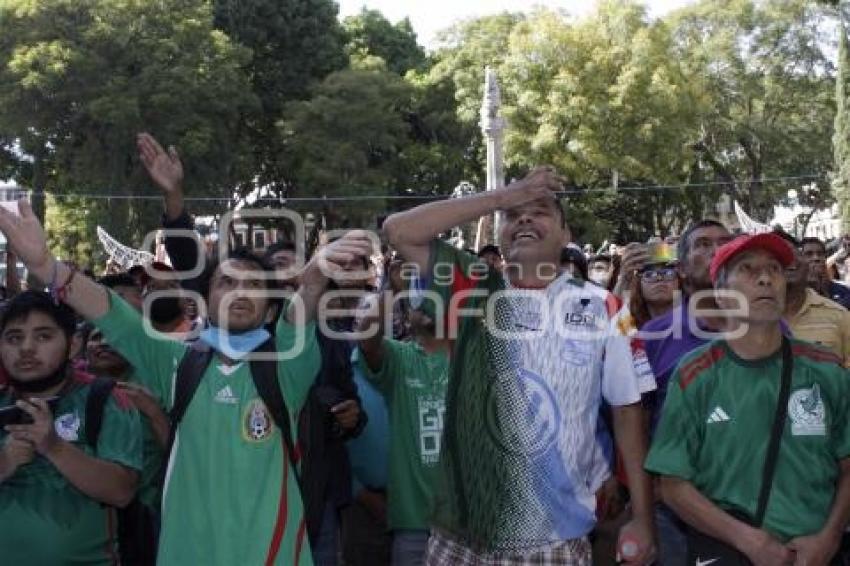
{"left": 93, "top": 292, "right": 321, "bottom": 565}
{"left": 0, "top": 373, "right": 143, "bottom": 565}
{"left": 646, "top": 338, "right": 850, "bottom": 541}
{"left": 357, "top": 339, "right": 449, "bottom": 530}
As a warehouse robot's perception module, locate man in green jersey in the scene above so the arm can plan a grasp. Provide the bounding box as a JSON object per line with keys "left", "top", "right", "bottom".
{"left": 0, "top": 291, "right": 144, "bottom": 565}
{"left": 646, "top": 233, "right": 850, "bottom": 566}
{"left": 358, "top": 293, "right": 450, "bottom": 565}
{"left": 0, "top": 199, "right": 374, "bottom": 565}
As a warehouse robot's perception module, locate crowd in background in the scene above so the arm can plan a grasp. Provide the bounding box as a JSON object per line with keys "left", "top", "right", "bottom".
{"left": 2, "top": 134, "right": 850, "bottom": 566}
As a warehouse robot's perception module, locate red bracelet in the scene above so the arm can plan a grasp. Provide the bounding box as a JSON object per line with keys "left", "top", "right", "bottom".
{"left": 54, "top": 263, "right": 77, "bottom": 304}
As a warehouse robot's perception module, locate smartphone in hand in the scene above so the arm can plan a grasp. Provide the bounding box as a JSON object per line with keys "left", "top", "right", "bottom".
{"left": 0, "top": 396, "right": 61, "bottom": 427}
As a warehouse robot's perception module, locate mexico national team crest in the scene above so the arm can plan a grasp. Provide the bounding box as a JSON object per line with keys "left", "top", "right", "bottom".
{"left": 54, "top": 412, "right": 80, "bottom": 442}
{"left": 242, "top": 399, "right": 274, "bottom": 442}
{"left": 788, "top": 384, "right": 827, "bottom": 436}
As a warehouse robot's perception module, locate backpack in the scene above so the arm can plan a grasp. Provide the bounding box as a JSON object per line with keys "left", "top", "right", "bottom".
{"left": 84, "top": 376, "right": 157, "bottom": 566}
{"left": 84, "top": 376, "right": 117, "bottom": 450}
{"left": 163, "top": 338, "right": 300, "bottom": 486}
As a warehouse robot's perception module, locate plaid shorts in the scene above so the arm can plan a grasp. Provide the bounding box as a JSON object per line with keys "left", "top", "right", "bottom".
{"left": 425, "top": 531, "right": 592, "bottom": 566}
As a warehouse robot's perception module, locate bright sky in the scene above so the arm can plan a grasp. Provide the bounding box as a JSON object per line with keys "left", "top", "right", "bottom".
{"left": 337, "top": 0, "right": 697, "bottom": 49}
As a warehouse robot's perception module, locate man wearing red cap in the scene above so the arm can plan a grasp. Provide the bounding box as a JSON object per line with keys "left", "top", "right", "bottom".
{"left": 646, "top": 233, "right": 850, "bottom": 566}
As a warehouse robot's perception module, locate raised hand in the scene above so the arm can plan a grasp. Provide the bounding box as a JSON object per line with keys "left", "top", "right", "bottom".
{"left": 494, "top": 165, "right": 566, "bottom": 211}
{"left": 302, "top": 230, "right": 377, "bottom": 289}
{"left": 0, "top": 200, "right": 53, "bottom": 282}
{"left": 620, "top": 243, "right": 651, "bottom": 276}
{"left": 137, "top": 132, "right": 183, "bottom": 194}
{"left": 288, "top": 230, "right": 377, "bottom": 325}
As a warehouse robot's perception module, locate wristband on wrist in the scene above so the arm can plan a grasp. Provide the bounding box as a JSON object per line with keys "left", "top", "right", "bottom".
{"left": 48, "top": 261, "right": 77, "bottom": 305}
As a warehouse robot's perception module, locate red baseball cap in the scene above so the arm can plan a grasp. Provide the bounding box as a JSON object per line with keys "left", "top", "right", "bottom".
{"left": 709, "top": 233, "right": 795, "bottom": 284}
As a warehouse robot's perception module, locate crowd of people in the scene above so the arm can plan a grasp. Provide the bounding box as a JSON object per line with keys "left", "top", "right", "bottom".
{"left": 2, "top": 133, "right": 850, "bottom": 566}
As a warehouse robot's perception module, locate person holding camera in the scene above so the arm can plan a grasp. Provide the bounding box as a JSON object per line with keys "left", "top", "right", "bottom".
{"left": 0, "top": 291, "right": 143, "bottom": 565}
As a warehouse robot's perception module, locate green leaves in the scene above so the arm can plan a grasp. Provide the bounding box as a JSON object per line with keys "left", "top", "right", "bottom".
{"left": 0, "top": 0, "right": 257, "bottom": 264}
{"left": 0, "top": 0, "right": 844, "bottom": 254}
{"left": 426, "top": 0, "right": 839, "bottom": 241}
{"left": 342, "top": 8, "right": 427, "bottom": 75}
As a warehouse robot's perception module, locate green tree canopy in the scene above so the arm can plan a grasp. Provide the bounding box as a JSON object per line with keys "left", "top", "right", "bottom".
{"left": 835, "top": 20, "right": 850, "bottom": 231}
{"left": 213, "top": 0, "right": 347, "bottom": 195}
{"left": 343, "top": 8, "right": 427, "bottom": 75}
{"left": 0, "top": 0, "right": 258, "bottom": 261}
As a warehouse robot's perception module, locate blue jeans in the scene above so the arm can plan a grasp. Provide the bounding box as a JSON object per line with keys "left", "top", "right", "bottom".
{"left": 313, "top": 501, "right": 340, "bottom": 566}
{"left": 655, "top": 503, "right": 687, "bottom": 566}
{"left": 392, "top": 529, "right": 429, "bottom": 566}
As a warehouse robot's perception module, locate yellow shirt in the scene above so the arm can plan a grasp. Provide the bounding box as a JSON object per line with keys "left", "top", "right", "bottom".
{"left": 787, "top": 287, "right": 850, "bottom": 366}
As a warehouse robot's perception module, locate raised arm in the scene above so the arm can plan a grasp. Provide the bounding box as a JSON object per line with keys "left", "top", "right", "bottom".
{"left": 382, "top": 167, "right": 564, "bottom": 271}
{"left": 0, "top": 201, "right": 109, "bottom": 320}
{"left": 137, "top": 132, "right": 185, "bottom": 222}
{"left": 288, "top": 230, "right": 376, "bottom": 325}
{"left": 5, "top": 250, "right": 20, "bottom": 296}
{"left": 137, "top": 132, "right": 203, "bottom": 291}
{"left": 357, "top": 292, "right": 387, "bottom": 373}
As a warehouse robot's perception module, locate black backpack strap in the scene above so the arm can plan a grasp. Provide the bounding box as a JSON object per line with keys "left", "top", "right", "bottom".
{"left": 754, "top": 336, "right": 793, "bottom": 527}
{"left": 85, "top": 377, "right": 117, "bottom": 453}
{"left": 168, "top": 343, "right": 214, "bottom": 430}
{"left": 250, "top": 338, "right": 301, "bottom": 486}
{"left": 157, "top": 343, "right": 214, "bottom": 488}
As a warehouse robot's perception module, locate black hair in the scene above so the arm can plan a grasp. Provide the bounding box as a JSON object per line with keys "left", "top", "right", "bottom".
{"left": 772, "top": 228, "right": 799, "bottom": 248}
{"left": 560, "top": 246, "right": 589, "bottom": 280}
{"left": 98, "top": 273, "right": 139, "bottom": 289}
{"left": 263, "top": 240, "right": 297, "bottom": 262}
{"left": 678, "top": 220, "right": 728, "bottom": 264}
{"left": 800, "top": 237, "right": 826, "bottom": 253}
{"left": 477, "top": 244, "right": 502, "bottom": 258}
{"left": 198, "top": 247, "right": 277, "bottom": 301}
{"left": 0, "top": 290, "right": 77, "bottom": 338}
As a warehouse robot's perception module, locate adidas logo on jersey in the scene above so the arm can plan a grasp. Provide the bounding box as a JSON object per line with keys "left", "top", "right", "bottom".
{"left": 706, "top": 406, "right": 731, "bottom": 424}
{"left": 214, "top": 385, "right": 239, "bottom": 405}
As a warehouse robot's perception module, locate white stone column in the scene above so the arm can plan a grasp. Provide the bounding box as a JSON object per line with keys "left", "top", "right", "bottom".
{"left": 479, "top": 67, "right": 506, "bottom": 247}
